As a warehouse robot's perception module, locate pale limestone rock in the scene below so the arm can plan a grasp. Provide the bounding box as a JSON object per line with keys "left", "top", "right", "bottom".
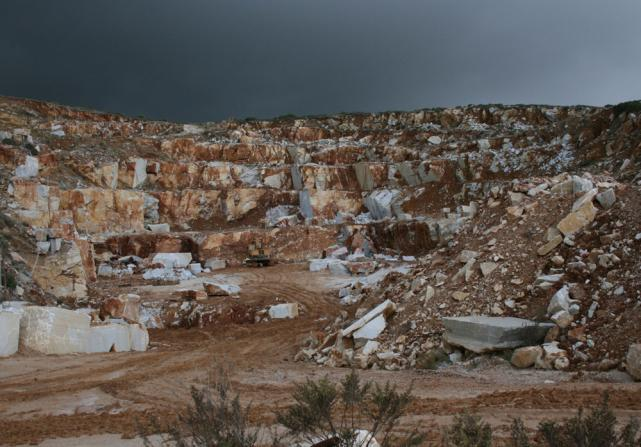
{"left": 551, "top": 310, "right": 573, "bottom": 329}
{"left": 452, "top": 291, "right": 469, "bottom": 301}
{"left": 511, "top": 346, "right": 543, "bottom": 368}
{"left": 15, "top": 156, "right": 39, "bottom": 178}
{"left": 557, "top": 200, "right": 597, "bottom": 236}
{"left": 480, "top": 262, "right": 498, "bottom": 277}
{"left": 152, "top": 252, "right": 192, "bottom": 269}
{"left": 627, "top": 344, "right": 641, "bottom": 381}
{"left": 132, "top": 158, "right": 148, "bottom": 188}
{"left": 268, "top": 303, "right": 299, "bottom": 319}
{"left": 596, "top": 188, "right": 616, "bottom": 209}
{"left": 425, "top": 285, "right": 435, "bottom": 301}
{"left": 535, "top": 342, "right": 568, "bottom": 369}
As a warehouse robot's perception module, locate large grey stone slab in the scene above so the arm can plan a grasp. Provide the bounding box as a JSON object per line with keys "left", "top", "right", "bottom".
{"left": 443, "top": 316, "right": 554, "bottom": 353}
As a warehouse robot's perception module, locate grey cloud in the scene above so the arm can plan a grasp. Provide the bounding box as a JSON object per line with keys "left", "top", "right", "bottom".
{"left": 1, "top": 0, "right": 640, "bottom": 122}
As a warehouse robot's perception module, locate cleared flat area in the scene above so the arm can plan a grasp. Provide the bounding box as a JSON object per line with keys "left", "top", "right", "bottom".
{"left": 1, "top": 264, "right": 640, "bottom": 446}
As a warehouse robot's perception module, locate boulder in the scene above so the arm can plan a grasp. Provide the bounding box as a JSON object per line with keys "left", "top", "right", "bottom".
{"left": 203, "top": 281, "right": 240, "bottom": 296}
{"left": 596, "top": 188, "right": 616, "bottom": 210}
{"left": 268, "top": 303, "right": 299, "bottom": 319}
{"left": 20, "top": 306, "right": 90, "bottom": 354}
{"left": 511, "top": 346, "right": 543, "bottom": 368}
{"left": 537, "top": 235, "right": 563, "bottom": 256}
{"left": 480, "top": 262, "right": 498, "bottom": 277}
{"left": 535, "top": 342, "right": 569, "bottom": 370}
{"left": 100, "top": 293, "right": 141, "bottom": 323}
{"left": 152, "top": 252, "right": 193, "bottom": 269}
{"left": 547, "top": 286, "right": 578, "bottom": 316}
{"left": 557, "top": 201, "right": 597, "bottom": 236}
{"left": 627, "top": 344, "right": 641, "bottom": 381}
{"left": 0, "top": 312, "right": 20, "bottom": 357}
{"left": 87, "top": 323, "right": 131, "bottom": 353}
{"left": 442, "top": 316, "right": 555, "bottom": 354}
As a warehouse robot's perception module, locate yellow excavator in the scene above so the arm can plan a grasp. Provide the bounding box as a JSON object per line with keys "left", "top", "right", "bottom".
{"left": 243, "top": 240, "right": 271, "bottom": 267}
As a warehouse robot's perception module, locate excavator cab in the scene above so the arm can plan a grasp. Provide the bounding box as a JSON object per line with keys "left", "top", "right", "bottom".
{"left": 243, "top": 240, "right": 271, "bottom": 267}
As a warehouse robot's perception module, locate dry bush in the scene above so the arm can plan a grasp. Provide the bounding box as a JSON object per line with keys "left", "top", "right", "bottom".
{"left": 275, "top": 369, "right": 424, "bottom": 447}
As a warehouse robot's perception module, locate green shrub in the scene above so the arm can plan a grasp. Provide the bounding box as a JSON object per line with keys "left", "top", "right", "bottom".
{"left": 508, "top": 418, "right": 531, "bottom": 447}
{"left": 613, "top": 100, "right": 641, "bottom": 116}
{"left": 5, "top": 271, "right": 17, "bottom": 289}
{"left": 276, "top": 369, "right": 423, "bottom": 447}
{"left": 537, "top": 394, "right": 640, "bottom": 447}
{"left": 142, "top": 369, "right": 259, "bottom": 447}
{"left": 443, "top": 412, "right": 492, "bottom": 447}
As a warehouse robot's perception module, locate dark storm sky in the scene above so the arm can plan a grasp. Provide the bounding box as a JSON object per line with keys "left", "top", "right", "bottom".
{"left": 2, "top": 1, "right": 641, "bottom": 123}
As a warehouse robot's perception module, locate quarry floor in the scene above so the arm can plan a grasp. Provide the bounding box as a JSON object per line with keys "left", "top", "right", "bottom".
{"left": 1, "top": 264, "right": 640, "bottom": 446}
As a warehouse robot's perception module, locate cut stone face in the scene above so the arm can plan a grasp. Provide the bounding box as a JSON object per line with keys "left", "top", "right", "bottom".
{"left": 353, "top": 314, "right": 386, "bottom": 341}
{"left": 87, "top": 323, "right": 131, "bottom": 353}
{"left": 19, "top": 307, "right": 90, "bottom": 355}
{"left": 442, "top": 316, "right": 554, "bottom": 353}
{"left": 0, "top": 312, "right": 20, "bottom": 357}
{"left": 129, "top": 324, "right": 150, "bottom": 352}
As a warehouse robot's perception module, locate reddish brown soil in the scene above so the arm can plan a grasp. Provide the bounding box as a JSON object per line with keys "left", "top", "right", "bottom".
{"left": 1, "top": 264, "right": 640, "bottom": 446}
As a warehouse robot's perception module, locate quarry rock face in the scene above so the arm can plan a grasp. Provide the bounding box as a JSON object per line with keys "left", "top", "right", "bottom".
{"left": 1, "top": 96, "right": 641, "bottom": 373}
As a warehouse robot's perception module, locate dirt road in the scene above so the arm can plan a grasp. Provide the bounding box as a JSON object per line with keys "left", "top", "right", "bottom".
{"left": 1, "top": 264, "right": 640, "bottom": 446}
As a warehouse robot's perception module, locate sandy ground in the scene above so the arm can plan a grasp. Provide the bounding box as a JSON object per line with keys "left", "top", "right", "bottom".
{"left": 1, "top": 264, "right": 640, "bottom": 446}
